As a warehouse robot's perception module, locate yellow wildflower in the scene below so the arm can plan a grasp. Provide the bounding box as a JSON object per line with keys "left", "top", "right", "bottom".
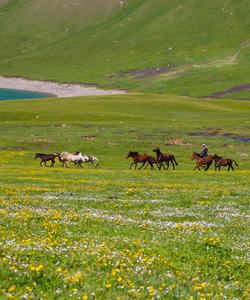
{"left": 8, "top": 286, "right": 16, "bottom": 292}
{"left": 105, "top": 282, "right": 112, "bottom": 289}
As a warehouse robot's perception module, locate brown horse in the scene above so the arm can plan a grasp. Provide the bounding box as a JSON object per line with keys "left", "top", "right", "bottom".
{"left": 126, "top": 151, "right": 157, "bottom": 170}
{"left": 34, "top": 153, "right": 60, "bottom": 167}
{"left": 213, "top": 154, "right": 238, "bottom": 171}
{"left": 153, "top": 147, "right": 178, "bottom": 170}
{"left": 191, "top": 152, "right": 214, "bottom": 171}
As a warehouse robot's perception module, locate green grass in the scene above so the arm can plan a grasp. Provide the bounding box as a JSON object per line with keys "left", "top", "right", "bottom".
{"left": 0, "top": 0, "right": 249, "bottom": 97}
{"left": 0, "top": 94, "right": 249, "bottom": 299}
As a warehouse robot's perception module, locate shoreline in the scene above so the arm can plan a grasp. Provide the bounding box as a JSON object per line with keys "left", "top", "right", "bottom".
{"left": 0, "top": 76, "right": 126, "bottom": 97}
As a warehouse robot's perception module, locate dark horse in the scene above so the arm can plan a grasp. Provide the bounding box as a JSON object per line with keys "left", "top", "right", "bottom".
{"left": 191, "top": 152, "right": 214, "bottom": 171}
{"left": 213, "top": 154, "right": 238, "bottom": 171}
{"left": 34, "top": 153, "right": 60, "bottom": 167}
{"left": 126, "top": 151, "right": 157, "bottom": 170}
{"left": 153, "top": 147, "right": 178, "bottom": 170}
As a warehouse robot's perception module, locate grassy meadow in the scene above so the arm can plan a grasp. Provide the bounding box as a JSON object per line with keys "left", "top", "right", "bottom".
{"left": 0, "top": 94, "right": 250, "bottom": 299}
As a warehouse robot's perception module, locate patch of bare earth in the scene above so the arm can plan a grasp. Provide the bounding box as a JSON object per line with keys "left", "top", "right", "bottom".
{"left": 189, "top": 131, "right": 250, "bottom": 143}
{"left": 0, "top": 0, "right": 9, "bottom": 5}
{"left": 205, "top": 83, "right": 250, "bottom": 99}
{"left": 82, "top": 136, "right": 96, "bottom": 141}
{"left": 113, "top": 65, "right": 176, "bottom": 79}
{"left": 165, "top": 138, "right": 192, "bottom": 147}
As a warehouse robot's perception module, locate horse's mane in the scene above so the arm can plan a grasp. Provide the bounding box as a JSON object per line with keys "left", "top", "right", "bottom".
{"left": 213, "top": 154, "right": 223, "bottom": 159}
{"left": 129, "top": 151, "right": 139, "bottom": 155}
{"left": 154, "top": 147, "right": 163, "bottom": 154}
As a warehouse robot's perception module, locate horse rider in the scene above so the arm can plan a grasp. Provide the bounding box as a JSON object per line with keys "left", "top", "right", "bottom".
{"left": 200, "top": 144, "right": 208, "bottom": 157}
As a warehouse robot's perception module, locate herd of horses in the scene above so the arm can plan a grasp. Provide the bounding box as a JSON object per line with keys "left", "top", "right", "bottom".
{"left": 35, "top": 147, "right": 238, "bottom": 171}
{"left": 35, "top": 152, "right": 99, "bottom": 168}
{"left": 126, "top": 147, "right": 238, "bottom": 171}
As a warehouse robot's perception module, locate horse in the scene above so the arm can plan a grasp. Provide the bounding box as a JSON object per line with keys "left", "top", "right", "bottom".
{"left": 126, "top": 151, "right": 157, "bottom": 170}
{"left": 60, "top": 151, "right": 86, "bottom": 167}
{"left": 34, "top": 153, "right": 60, "bottom": 167}
{"left": 191, "top": 152, "right": 214, "bottom": 171}
{"left": 153, "top": 147, "right": 178, "bottom": 170}
{"left": 213, "top": 154, "right": 238, "bottom": 171}
{"left": 74, "top": 154, "right": 99, "bottom": 167}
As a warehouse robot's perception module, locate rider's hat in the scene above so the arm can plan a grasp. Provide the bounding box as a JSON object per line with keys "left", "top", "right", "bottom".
{"left": 202, "top": 143, "right": 207, "bottom": 147}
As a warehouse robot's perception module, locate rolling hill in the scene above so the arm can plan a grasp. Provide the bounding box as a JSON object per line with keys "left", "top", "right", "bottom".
{"left": 0, "top": 0, "right": 249, "bottom": 98}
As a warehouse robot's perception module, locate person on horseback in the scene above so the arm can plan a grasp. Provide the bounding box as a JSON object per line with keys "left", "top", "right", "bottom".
{"left": 200, "top": 144, "right": 208, "bottom": 158}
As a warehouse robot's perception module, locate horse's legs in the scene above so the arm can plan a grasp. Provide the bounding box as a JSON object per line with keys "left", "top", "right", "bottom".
{"left": 197, "top": 163, "right": 202, "bottom": 171}
{"left": 64, "top": 161, "right": 69, "bottom": 168}
{"left": 159, "top": 162, "right": 164, "bottom": 170}
{"left": 204, "top": 162, "right": 212, "bottom": 171}
{"left": 193, "top": 163, "right": 200, "bottom": 171}
{"left": 165, "top": 161, "right": 169, "bottom": 170}
{"left": 129, "top": 162, "right": 134, "bottom": 169}
{"left": 40, "top": 160, "right": 43, "bottom": 167}
{"left": 138, "top": 162, "right": 146, "bottom": 170}
{"left": 171, "top": 159, "right": 175, "bottom": 170}
{"left": 75, "top": 161, "right": 82, "bottom": 168}
{"left": 173, "top": 156, "right": 178, "bottom": 166}
{"left": 144, "top": 162, "right": 153, "bottom": 170}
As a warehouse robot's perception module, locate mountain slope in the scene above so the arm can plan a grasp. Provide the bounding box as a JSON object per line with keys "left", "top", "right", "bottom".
{"left": 0, "top": 0, "right": 249, "bottom": 98}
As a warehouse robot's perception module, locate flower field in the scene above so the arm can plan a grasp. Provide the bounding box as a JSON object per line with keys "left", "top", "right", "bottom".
{"left": 0, "top": 94, "right": 249, "bottom": 299}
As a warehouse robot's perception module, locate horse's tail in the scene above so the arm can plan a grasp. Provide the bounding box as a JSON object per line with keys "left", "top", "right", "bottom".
{"left": 234, "top": 160, "right": 239, "bottom": 167}
{"left": 34, "top": 153, "right": 38, "bottom": 160}
{"left": 172, "top": 155, "right": 178, "bottom": 166}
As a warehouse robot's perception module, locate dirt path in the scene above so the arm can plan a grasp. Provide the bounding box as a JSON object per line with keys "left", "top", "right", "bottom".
{"left": 206, "top": 83, "right": 250, "bottom": 99}
{"left": 0, "top": 76, "right": 126, "bottom": 97}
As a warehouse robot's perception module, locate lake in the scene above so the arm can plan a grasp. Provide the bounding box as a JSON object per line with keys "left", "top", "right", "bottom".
{"left": 0, "top": 88, "right": 54, "bottom": 100}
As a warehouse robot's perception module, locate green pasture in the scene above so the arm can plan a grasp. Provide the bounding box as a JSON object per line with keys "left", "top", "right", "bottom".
{"left": 0, "top": 94, "right": 249, "bottom": 299}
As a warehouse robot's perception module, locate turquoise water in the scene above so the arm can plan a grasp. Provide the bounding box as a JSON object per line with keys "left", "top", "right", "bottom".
{"left": 0, "top": 88, "right": 54, "bottom": 100}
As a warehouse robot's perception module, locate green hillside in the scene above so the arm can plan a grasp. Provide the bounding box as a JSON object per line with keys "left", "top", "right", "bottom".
{"left": 0, "top": 0, "right": 250, "bottom": 98}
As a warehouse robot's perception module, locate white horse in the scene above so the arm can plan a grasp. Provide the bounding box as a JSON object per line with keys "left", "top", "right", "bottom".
{"left": 79, "top": 155, "right": 99, "bottom": 167}
{"left": 60, "top": 151, "right": 86, "bottom": 167}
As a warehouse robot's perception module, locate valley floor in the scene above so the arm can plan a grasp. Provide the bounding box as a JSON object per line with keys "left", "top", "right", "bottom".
{"left": 0, "top": 93, "right": 249, "bottom": 299}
